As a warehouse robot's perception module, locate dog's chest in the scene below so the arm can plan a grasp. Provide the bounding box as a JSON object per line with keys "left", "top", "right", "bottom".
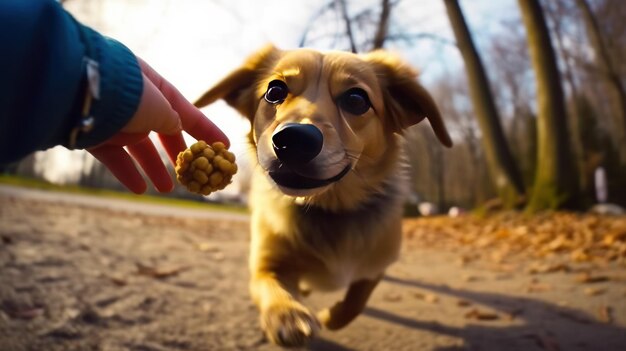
{"left": 292, "top": 194, "right": 403, "bottom": 291}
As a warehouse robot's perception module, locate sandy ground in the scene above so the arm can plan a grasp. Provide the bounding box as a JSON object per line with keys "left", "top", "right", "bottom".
{"left": 1, "top": 185, "right": 625, "bottom": 351}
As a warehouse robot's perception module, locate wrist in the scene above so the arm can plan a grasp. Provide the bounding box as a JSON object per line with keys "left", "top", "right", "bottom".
{"left": 69, "top": 25, "right": 143, "bottom": 149}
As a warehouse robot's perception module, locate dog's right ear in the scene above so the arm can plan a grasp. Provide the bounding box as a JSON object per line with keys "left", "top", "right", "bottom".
{"left": 363, "top": 51, "right": 453, "bottom": 147}
{"left": 194, "top": 44, "right": 281, "bottom": 120}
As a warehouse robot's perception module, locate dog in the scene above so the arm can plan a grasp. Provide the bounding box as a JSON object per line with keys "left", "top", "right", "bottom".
{"left": 194, "top": 45, "right": 452, "bottom": 347}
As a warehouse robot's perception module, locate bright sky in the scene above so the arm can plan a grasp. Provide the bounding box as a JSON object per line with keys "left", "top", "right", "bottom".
{"left": 42, "top": 0, "right": 519, "bottom": 190}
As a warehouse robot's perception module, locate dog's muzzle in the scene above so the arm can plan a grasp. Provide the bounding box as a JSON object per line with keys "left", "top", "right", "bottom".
{"left": 268, "top": 123, "right": 350, "bottom": 190}
{"left": 272, "top": 123, "right": 323, "bottom": 166}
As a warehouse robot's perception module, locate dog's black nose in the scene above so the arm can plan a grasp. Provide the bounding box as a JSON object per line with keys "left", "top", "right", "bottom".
{"left": 272, "top": 123, "right": 323, "bottom": 166}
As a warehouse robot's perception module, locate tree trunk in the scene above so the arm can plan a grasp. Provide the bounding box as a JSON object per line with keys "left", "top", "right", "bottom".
{"left": 575, "top": 0, "right": 626, "bottom": 165}
{"left": 371, "top": 0, "right": 391, "bottom": 50}
{"left": 443, "top": 0, "right": 526, "bottom": 208}
{"left": 544, "top": 0, "right": 590, "bottom": 202}
{"left": 517, "top": 0, "right": 581, "bottom": 212}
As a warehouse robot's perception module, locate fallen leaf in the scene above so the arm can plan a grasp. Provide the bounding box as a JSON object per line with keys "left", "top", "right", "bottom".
{"left": 383, "top": 292, "right": 402, "bottom": 302}
{"left": 135, "top": 263, "right": 188, "bottom": 279}
{"left": 202, "top": 302, "right": 213, "bottom": 314}
{"left": 456, "top": 255, "right": 473, "bottom": 266}
{"left": 526, "top": 282, "right": 553, "bottom": 293}
{"left": 462, "top": 274, "right": 480, "bottom": 282}
{"left": 457, "top": 299, "right": 472, "bottom": 307}
{"left": 527, "top": 263, "right": 570, "bottom": 274}
{"left": 464, "top": 308, "right": 499, "bottom": 321}
{"left": 574, "top": 273, "right": 610, "bottom": 284}
{"left": 196, "top": 242, "right": 219, "bottom": 252}
{"left": 107, "top": 274, "right": 128, "bottom": 286}
{"left": 570, "top": 249, "right": 592, "bottom": 262}
{"left": 583, "top": 287, "right": 606, "bottom": 296}
{"left": 505, "top": 308, "right": 524, "bottom": 321}
{"left": 402, "top": 212, "right": 626, "bottom": 267}
{"left": 14, "top": 307, "right": 44, "bottom": 320}
{"left": 412, "top": 291, "right": 439, "bottom": 303}
{"left": 424, "top": 294, "right": 439, "bottom": 303}
{"left": 2, "top": 304, "right": 45, "bottom": 320}
{"left": 598, "top": 305, "right": 613, "bottom": 324}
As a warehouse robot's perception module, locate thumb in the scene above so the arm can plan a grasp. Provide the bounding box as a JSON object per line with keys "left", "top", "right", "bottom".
{"left": 121, "top": 73, "right": 182, "bottom": 135}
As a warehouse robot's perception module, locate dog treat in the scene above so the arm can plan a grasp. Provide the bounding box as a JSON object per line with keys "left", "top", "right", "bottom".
{"left": 175, "top": 140, "right": 237, "bottom": 195}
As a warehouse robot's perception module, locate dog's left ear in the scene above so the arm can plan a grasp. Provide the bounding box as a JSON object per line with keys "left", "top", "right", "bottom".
{"left": 194, "top": 44, "right": 282, "bottom": 120}
{"left": 363, "top": 51, "right": 453, "bottom": 147}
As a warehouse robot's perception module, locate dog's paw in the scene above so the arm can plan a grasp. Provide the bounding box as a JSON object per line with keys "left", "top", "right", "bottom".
{"left": 317, "top": 307, "right": 335, "bottom": 330}
{"left": 317, "top": 304, "right": 357, "bottom": 331}
{"left": 261, "top": 302, "right": 320, "bottom": 347}
{"left": 317, "top": 307, "right": 347, "bottom": 331}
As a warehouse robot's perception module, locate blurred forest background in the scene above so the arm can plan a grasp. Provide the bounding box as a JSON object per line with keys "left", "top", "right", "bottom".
{"left": 2, "top": 0, "right": 625, "bottom": 214}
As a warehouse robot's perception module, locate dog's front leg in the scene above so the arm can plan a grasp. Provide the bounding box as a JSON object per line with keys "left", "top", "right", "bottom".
{"left": 250, "top": 270, "right": 320, "bottom": 347}
{"left": 317, "top": 274, "right": 382, "bottom": 330}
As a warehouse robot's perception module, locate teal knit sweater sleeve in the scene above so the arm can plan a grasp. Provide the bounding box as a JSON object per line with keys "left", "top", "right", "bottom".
{"left": 0, "top": 0, "right": 143, "bottom": 164}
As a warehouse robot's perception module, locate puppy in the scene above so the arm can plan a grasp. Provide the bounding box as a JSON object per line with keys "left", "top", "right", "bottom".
{"left": 194, "top": 45, "right": 452, "bottom": 347}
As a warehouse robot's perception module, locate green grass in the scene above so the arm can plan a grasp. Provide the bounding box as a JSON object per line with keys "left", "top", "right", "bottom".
{"left": 0, "top": 174, "right": 248, "bottom": 214}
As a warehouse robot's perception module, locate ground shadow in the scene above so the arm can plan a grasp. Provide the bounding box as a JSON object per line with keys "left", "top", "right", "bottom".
{"left": 362, "top": 275, "right": 626, "bottom": 350}
{"left": 307, "top": 337, "right": 355, "bottom": 351}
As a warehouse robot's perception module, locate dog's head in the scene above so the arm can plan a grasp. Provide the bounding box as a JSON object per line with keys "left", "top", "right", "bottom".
{"left": 195, "top": 45, "right": 451, "bottom": 202}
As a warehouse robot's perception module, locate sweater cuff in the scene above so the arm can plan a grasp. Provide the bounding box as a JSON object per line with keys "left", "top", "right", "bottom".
{"left": 73, "top": 27, "right": 143, "bottom": 149}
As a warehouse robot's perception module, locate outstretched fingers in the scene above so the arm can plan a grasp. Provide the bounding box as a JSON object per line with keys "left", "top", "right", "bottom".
{"left": 126, "top": 137, "right": 174, "bottom": 192}
{"left": 158, "top": 133, "right": 186, "bottom": 165}
{"left": 138, "top": 58, "right": 230, "bottom": 148}
{"left": 94, "top": 57, "right": 231, "bottom": 194}
{"left": 88, "top": 144, "right": 147, "bottom": 194}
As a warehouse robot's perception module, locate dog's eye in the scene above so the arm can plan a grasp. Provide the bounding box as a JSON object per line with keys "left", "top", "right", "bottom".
{"left": 265, "top": 80, "right": 289, "bottom": 104}
{"left": 338, "top": 88, "right": 371, "bottom": 115}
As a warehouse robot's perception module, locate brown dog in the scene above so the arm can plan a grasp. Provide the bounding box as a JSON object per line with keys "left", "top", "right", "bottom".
{"left": 195, "top": 45, "right": 452, "bottom": 347}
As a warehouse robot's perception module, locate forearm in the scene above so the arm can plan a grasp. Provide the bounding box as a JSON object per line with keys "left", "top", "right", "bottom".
{"left": 0, "top": 0, "right": 143, "bottom": 164}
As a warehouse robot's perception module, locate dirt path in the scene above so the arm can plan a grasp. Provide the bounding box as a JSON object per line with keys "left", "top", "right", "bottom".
{"left": 1, "top": 185, "right": 625, "bottom": 351}
{"left": 0, "top": 185, "right": 249, "bottom": 222}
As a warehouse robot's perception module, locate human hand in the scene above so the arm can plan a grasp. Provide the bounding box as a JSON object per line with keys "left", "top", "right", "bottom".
{"left": 87, "top": 58, "right": 229, "bottom": 194}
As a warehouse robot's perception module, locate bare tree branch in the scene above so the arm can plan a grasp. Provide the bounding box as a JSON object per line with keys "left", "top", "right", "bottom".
{"left": 336, "top": 0, "right": 358, "bottom": 53}
{"left": 383, "top": 32, "right": 457, "bottom": 48}
{"left": 372, "top": 0, "right": 392, "bottom": 50}
{"left": 299, "top": 1, "right": 336, "bottom": 47}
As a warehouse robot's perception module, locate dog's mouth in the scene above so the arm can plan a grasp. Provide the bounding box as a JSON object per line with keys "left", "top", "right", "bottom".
{"left": 268, "top": 164, "right": 351, "bottom": 190}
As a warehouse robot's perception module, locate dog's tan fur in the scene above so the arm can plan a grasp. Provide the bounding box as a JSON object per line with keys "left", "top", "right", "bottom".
{"left": 195, "top": 45, "right": 451, "bottom": 347}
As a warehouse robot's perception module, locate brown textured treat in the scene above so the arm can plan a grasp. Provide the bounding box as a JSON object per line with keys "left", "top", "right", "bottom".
{"left": 175, "top": 140, "right": 237, "bottom": 195}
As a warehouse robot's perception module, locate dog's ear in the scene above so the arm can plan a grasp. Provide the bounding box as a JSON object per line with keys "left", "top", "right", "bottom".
{"left": 194, "top": 44, "right": 281, "bottom": 119}
{"left": 363, "top": 51, "right": 452, "bottom": 147}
